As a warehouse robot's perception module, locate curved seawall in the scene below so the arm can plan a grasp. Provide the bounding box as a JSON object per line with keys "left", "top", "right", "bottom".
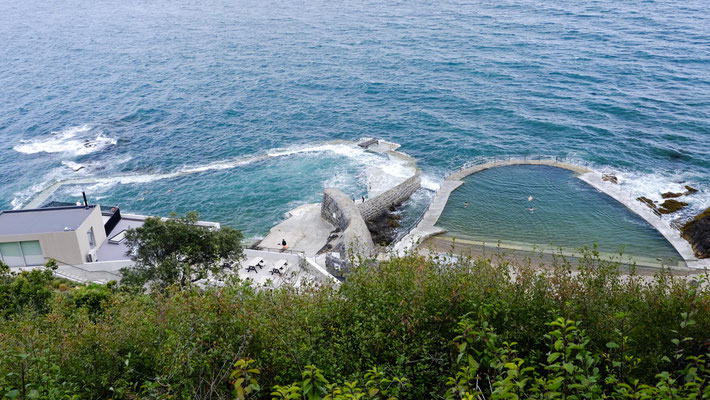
{"left": 395, "top": 159, "right": 709, "bottom": 269}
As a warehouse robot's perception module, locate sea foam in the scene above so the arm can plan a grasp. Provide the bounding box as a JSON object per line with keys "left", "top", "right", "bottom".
{"left": 13, "top": 125, "right": 117, "bottom": 157}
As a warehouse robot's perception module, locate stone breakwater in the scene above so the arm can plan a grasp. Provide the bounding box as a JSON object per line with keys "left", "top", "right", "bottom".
{"left": 258, "top": 139, "right": 421, "bottom": 276}
{"left": 357, "top": 170, "right": 421, "bottom": 221}
{"left": 321, "top": 188, "right": 375, "bottom": 258}
{"left": 319, "top": 140, "right": 421, "bottom": 276}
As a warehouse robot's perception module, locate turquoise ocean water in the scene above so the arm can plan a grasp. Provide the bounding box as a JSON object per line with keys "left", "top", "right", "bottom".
{"left": 1, "top": 0, "right": 709, "bottom": 242}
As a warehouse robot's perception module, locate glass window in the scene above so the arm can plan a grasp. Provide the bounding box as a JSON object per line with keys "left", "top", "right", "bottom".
{"left": 20, "top": 241, "right": 44, "bottom": 266}
{"left": 87, "top": 227, "right": 96, "bottom": 249}
{"left": 0, "top": 242, "right": 24, "bottom": 267}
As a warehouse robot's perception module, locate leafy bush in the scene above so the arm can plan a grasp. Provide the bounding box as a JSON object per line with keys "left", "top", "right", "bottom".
{"left": 0, "top": 250, "right": 709, "bottom": 399}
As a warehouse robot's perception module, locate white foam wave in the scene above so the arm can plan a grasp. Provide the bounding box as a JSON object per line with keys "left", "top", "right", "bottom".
{"left": 593, "top": 166, "right": 709, "bottom": 222}
{"left": 61, "top": 161, "right": 85, "bottom": 172}
{"left": 420, "top": 174, "right": 441, "bottom": 191}
{"left": 10, "top": 166, "right": 68, "bottom": 209}
{"left": 13, "top": 125, "right": 117, "bottom": 157}
{"left": 15, "top": 141, "right": 415, "bottom": 208}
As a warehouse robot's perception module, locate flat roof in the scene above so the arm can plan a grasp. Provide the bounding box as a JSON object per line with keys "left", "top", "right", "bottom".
{"left": 0, "top": 205, "right": 97, "bottom": 236}
{"left": 96, "top": 216, "right": 145, "bottom": 262}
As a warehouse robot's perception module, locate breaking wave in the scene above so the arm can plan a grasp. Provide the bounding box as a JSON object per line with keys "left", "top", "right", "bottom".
{"left": 13, "top": 140, "right": 416, "bottom": 208}
{"left": 13, "top": 125, "right": 117, "bottom": 157}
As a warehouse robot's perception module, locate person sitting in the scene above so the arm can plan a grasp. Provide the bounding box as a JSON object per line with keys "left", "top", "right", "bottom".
{"left": 279, "top": 239, "right": 288, "bottom": 251}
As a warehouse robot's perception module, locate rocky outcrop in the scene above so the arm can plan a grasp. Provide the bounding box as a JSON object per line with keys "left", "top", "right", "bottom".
{"left": 602, "top": 174, "right": 618, "bottom": 184}
{"left": 366, "top": 209, "right": 401, "bottom": 246}
{"left": 662, "top": 192, "right": 683, "bottom": 199}
{"left": 658, "top": 199, "right": 688, "bottom": 214}
{"left": 685, "top": 185, "right": 699, "bottom": 194}
{"left": 637, "top": 196, "right": 661, "bottom": 216}
{"left": 681, "top": 207, "right": 710, "bottom": 259}
{"left": 637, "top": 196, "right": 688, "bottom": 215}
{"left": 662, "top": 185, "right": 698, "bottom": 199}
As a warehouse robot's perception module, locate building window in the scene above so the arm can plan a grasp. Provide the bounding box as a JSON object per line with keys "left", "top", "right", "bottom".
{"left": 0, "top": 241, "right": 44, "bottom": 267}
{"left": 0, "top": 242, "right": 23, "bottom": 267}
{"left": 87, "top": 227, "right": 96, "bottom": 249}
{"left": 20, "top": 241, "right": 44, "bottom": 266}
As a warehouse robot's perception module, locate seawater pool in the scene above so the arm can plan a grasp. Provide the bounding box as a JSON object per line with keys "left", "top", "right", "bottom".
{"left": 436, "top": 165, "right": 683, "bottom": 266}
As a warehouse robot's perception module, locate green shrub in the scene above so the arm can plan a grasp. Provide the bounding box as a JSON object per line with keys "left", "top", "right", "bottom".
{"left": 0, "top": 251, "right": 709, "bottom": 399}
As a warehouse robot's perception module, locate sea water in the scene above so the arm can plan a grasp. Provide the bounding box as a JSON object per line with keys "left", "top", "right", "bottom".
{"left": 1, "top": 0, "right": 709, "bottom": 240}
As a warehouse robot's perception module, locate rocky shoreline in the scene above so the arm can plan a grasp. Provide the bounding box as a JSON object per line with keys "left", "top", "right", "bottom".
{"left": 681, "top": 207, "right": 710, "bottom": 259}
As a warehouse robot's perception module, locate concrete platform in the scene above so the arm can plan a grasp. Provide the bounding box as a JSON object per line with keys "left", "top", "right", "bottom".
{"left": 392, "top": 180, "right": 461, "bottom": 256}
{"left": 259, "top": 203, "right": 335, "bottom": 257}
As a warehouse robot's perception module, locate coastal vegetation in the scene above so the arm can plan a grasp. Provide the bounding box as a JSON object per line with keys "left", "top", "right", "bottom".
{"left": 120, "top": 212, "right": 244, "bottom": 290}
{"left": 1, "top": 247, "right": 710, "bottom": 399}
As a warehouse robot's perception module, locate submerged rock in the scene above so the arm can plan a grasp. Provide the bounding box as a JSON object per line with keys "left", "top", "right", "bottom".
{"left": 681, "top": 207, "right": 710, "bottom": 259}
{"left": 658, "top": 199, "right": 688, "bottom": 214}
{"left": 366, "top": 210, "right": 401, "bottom": 246}
{"left": 637, "top": 196, "right": 662, "bottom": 217}
{"left": 661, "top": 192, "right": 683, "bottom": 199}
{"left": 685, "top": 185, "right": 699, "bottom": 194}
{"left": 637, "top": 196, "right": 657, "bottom": 210}
{"left": 602, "top": 174, "right": 618, "bottom": 184}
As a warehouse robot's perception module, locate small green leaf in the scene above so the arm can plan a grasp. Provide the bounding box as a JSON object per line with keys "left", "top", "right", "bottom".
{"left": 563, "top": 362, "right": 574, "bottom": 374}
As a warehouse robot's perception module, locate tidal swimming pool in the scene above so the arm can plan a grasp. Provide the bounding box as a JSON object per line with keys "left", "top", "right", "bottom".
{"left": 435, "top": 165, "right": 683, "bottom": 266}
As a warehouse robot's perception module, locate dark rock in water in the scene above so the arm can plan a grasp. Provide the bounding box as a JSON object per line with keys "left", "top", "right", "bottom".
{"left": 658, "top": 199, "right": 688, "bottom": 214}
{"left": 681, "top": 207, "right": 710, "bottom": 259}
{"left": 637, "top": 196, "right": 657, "bottom": 209}
{"left": 661, "top": 192, "right": 683, "bottom": 199}
{"left": 366, "top": 210, "right": 401, "bottom": 246}
{"left": 602, "top": 174, "right": 618, "bottom": 184}
{"left": 637, "top": 196, "right": 662, "bottom": 217}
{"left": 685, "top": 185, "right": 699, "bottom": 194}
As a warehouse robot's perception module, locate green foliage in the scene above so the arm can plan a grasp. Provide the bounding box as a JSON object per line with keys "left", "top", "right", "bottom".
{"left": 270, "top": 364, "right": 410, "bottom": 400}
{"left": 0, "top": 258, "right": 58, "bottom": 319}
{"left": 0, "top": 250, "right": 709, "bottom": 399}
{"left": 120, "top": 211, "right": 244, "bottom": 290}
{"left": 232, "top": 358, "right": 261, "bottom": 400}
{"left": 71, "top": 284, "right": 112, "bottom": 317}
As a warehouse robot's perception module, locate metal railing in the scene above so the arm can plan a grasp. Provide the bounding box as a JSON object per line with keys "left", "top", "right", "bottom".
{"left": 52, "top": 258, "right": 122, "bottom": 283}
{"left": 248, "top": 246, "right": 304, "bottom": 256}
{"left": 456, "top": 154, "right": 594, "bottom": 172}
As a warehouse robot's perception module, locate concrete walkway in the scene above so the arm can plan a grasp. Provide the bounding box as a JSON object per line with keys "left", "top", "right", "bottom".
{"left": 392, "top": 159, "right": 709, "bottom": 269}
{"left": 259, "top": 203, "right": 335, "bottom": 257}
{"left": 447, "top": 159, "right": 591, "bottom": 181}
{"left": 392, "top": 180, "right": 459, "bottom": 255}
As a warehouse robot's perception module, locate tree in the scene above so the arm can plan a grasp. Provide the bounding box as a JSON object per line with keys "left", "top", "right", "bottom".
{"left": 120, "top": 211, "right": 244, "bottom": 290}
{"left": 0, "top": 258, "right": 57, "bottom": 318}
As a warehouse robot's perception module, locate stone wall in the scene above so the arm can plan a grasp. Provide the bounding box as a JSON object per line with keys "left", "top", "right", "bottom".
{"left": 321, "top": 188, "right": 375, "bottom": 258}
{"left": 358, "top": 170, "right": 421, "bottom": 221}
